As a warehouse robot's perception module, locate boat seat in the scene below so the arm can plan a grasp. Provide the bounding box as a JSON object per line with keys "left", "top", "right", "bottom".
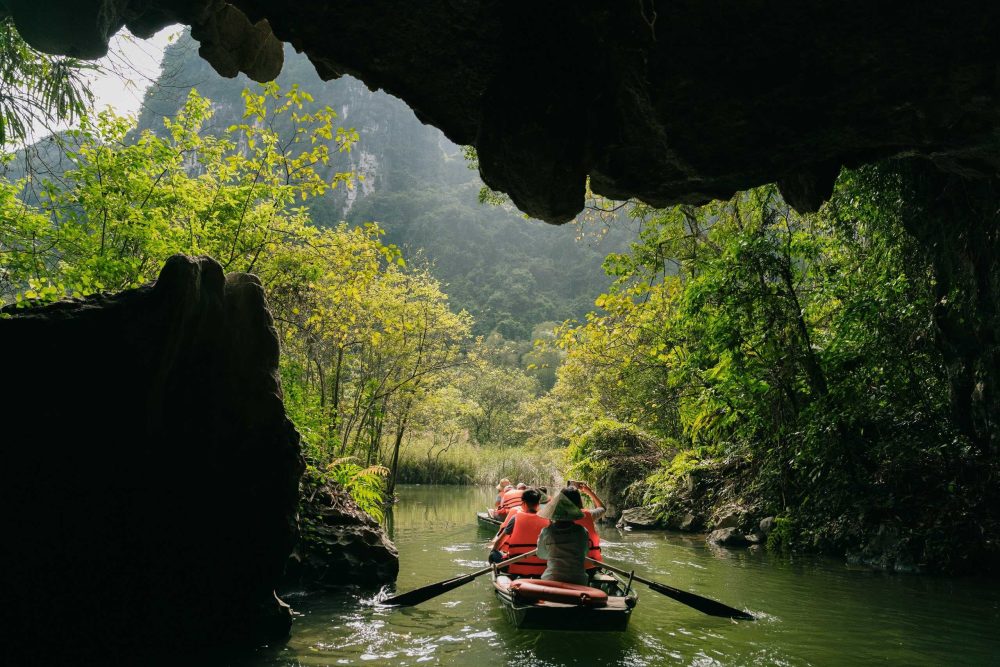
{"left": 510, "top": 579, "right": 609, "bottom": 607}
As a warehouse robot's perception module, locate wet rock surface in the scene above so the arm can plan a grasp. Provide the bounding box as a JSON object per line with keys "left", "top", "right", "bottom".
{"left": 283, "top": 471, "right": 399, "bottom": 591}
{"left": 618, "top": 505, "right": 666, "bottom": 530}
{"left": 708, "top": 527, "right": 751, "bottom": 548}
{"left": 0, "top": 255, "right": 303, "bottom": 661}
{"left": 712, "top": 508, "right": 743, "bottom": 530}
{"left": 7, "top": 2, "right": 1000, "bottom": 222}
{"left": 846, "top": 529, "right": 920, "bottom": 573}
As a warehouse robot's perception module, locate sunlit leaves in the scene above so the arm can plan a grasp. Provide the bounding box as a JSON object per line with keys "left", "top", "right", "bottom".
{"left": 546, "top": 171, "right": 956, "bottom": 549}
{"left": 0, "top": 19, "right": 95, "bottom": 147}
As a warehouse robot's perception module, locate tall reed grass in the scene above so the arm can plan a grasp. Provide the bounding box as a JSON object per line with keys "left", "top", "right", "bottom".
{"left": 394, "top": 437, "right": 562, "bottom": 487}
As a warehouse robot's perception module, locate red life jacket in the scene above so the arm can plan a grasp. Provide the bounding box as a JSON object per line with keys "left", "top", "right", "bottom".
{"left": 497, "top": 489, "right": 525, "bottom": 516}
{"left": 575, "top": 509, "right": 602, "bottom": 567}
{"left": 503, "top": 511, "right": 549, "bottom": 576}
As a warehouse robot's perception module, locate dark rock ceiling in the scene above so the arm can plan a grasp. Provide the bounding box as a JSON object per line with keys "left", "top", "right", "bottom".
{"left": 3, "top": 0, "right": 1000, "bottom": 222}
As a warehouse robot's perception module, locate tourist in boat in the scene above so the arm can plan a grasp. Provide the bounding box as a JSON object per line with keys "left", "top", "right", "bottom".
{"left": 570, "top": 481, "right": 605, "bottom": 570}
{"left": 535, "top": 488, "right": 590, "bottom": 586}
{"left": 490, "top": 481, "right": 514, "bottom": 519}
{"left": 494, "top": 478, "right": 511, "bottom": 508}
{"left": 488, "top": 488, "right": 548, "bottom": 576}
{"left": 496, "top": 483, "right": 526, "bottom": 519}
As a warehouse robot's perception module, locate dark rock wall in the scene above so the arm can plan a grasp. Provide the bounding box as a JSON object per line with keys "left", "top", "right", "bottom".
{"left": 283, "top": 471, "right": 399, "bottom": 591}
{"left": 5, "top": 1, "right": 1000, "bottom": 222}
{"left": 0, "top": 255, "right": 303, "bottom": 661}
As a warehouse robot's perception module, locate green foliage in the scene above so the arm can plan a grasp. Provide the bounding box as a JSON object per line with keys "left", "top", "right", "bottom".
{"left": 541, "top": 168, "right": 995, "bottom": 570}
{"left": 639, "top": 450, "right": 703, "bottom": 501}
{"left": 766, "top": 517, "right": 795, "bottom": 555}
{"left": 0, "top": 18, "right": 94, "bottom": 146}
{"left": 470, "top": 446, "right": 562, "bottom": 487}
{"left": 393, "top": 437, "right": 559, "bottom": 486}
{"left": 461, "top": 145, "right": 514, "bottom": 208}
{"left": 1, "top": 84, "right": 349, "bottom": 301}
{"left": 323, "top": 458, "right": 389, "bottom": 521}
{"left": 460, "top": 348, "right": 540, "bottom": 448}
{"left": 567, "top": 420, "right": 659, "bottom": 478}
{"left": 566, "top": 419, "right": 667, "bottom": 508}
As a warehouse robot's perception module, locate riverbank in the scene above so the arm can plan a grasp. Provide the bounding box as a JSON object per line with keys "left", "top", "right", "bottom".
{"left": 618, "top": 454, "right": 1000, "bottom": 575}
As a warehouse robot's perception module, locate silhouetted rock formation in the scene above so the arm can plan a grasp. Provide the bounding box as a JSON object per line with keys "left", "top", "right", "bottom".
{"left": 0, "top": 255, "right": 303, "bottom": 662}
{"left": 6, "top": 1, "right": 1000, "bottom": 222}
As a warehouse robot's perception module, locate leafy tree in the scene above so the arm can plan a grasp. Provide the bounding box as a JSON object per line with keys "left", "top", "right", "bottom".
{"left": 461, "top": 352, "right": 539, "bottom": 448}
{"left": 0, "top": 83, "right": 350, "bottom": 302}
{"left": 542, "top": 171, "right": 993, "bottom": 570}
{"left": 0, "top": 18, "right": 94, "bottom": 146}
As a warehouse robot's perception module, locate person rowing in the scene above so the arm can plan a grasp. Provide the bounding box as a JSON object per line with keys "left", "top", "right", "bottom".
{"left": 488, "top": 488, "right": 549, "bottom": 577}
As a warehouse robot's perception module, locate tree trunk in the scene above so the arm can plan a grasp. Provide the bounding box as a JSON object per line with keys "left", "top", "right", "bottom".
{"left": 779, "top": 261, "right": 828, "bottom": 397}
{"left": 328, "top": 346, "right": 344, "bottom": 447}
{"left": 387, "top": 410, "right": 410, "bottom": 498}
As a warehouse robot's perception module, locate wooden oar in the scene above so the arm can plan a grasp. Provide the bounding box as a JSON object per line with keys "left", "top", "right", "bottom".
{"left": 589, "top": 557, "right": 754, "bottom": 620}
{"left": 382, "top": 549, "right": 538, "bottom": 607}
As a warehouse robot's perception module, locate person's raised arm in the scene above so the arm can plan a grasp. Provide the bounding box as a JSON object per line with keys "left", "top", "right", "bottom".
{"left": 576, "top": 482, "right": 605, "bottom": 509}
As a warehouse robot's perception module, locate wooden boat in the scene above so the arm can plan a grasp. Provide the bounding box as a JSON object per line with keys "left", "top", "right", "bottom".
{"left": 477, "top": 511, "right": 502, "bottom": 530}
{"left": 491, "top": 568, "right": 638, "bottom": 631}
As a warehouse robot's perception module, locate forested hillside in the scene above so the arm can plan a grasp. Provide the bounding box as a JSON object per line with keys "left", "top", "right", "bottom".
{"left": 134, "top": 32, "right": 626, "bottom": 339}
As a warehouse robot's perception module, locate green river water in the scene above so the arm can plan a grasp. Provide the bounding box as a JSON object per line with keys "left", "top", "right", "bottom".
{"left": 234, "top": 485, "right": 998, "bottom": 666}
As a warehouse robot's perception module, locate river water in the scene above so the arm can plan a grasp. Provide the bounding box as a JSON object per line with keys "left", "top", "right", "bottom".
{"left": 239, "top": 485, "right": 999, "bottom": 666}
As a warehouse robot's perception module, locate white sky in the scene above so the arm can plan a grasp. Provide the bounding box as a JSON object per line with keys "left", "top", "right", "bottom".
{"left": 87, "top": 25, "right": 180, "bottom": 117}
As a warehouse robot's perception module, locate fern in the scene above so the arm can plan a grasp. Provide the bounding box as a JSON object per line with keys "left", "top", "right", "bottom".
{"left": 325, "top": 458, "right": 389, "bottom": 521}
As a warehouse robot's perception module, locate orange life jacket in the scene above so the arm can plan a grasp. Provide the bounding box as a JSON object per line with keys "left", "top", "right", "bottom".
{"left": 495, "top": 508, "right": 518, "bottom": 543}
{"left": 497, "top": 488, "right": 525, "bottom": 515}
{"left": 502, "top": 511, "right": 549, "bottom": 576}
{"left": 575, "top": 509, "right": 602, "bottom": 567}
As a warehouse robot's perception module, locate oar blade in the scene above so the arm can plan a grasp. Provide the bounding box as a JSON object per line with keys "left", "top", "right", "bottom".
{"left": 382, "top": 550, "right": 536, "bottom": 608}
{"left": 647, "top": 581, "right": 754, "bottom": 620}
{"left": 382, "top": 574, "right": 474, "bottom": 607}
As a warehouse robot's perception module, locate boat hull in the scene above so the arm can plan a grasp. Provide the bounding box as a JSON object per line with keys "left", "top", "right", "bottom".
{"left": 477, "top": 511, "right": 502, "bottom": 530}
{"left": 492, "top": 571, "right": 637, "bottom": 631}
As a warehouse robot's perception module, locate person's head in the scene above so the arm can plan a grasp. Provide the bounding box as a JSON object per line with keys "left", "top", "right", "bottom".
{"left": 504, "top": 484, "right": 514, "bottom": 492}
{"left": 516, "top": 482, "right": 527, "bottom": 490}
{"left": 537, "top": 490, "right": 585, "bottom": 522}
{"left": 521, "top": 488, "right": 541, "bottom": 510}
{"left": 497, "top": 477, "right": 511, "bottom": 491}
{"left": 538, "top": 486, "right": 548, "bottom": 494}
{"left": 562, "top": 486, "right": 583, "bottom": 508}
